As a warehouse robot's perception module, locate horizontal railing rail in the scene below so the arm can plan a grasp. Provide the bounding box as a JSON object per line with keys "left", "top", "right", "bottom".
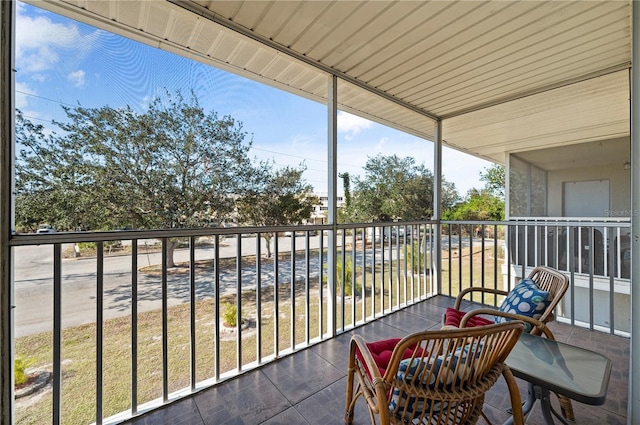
{"left": 10, "top": 218, "right": 630, "bottom": 424}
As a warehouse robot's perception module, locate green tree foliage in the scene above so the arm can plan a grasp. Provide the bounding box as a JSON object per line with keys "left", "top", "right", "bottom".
{"left": 236, "top": 165, "right": 319, "bottom": 257}
{"left": 442, "top": 164, "right": 505, "bottom": 223}
{"left": 480, "top": 164, "right": 505, "bottom": 198}
{"left": 443, "top": 188, "right": 504, "bottom": 221}
{"left": 16, "top": 91, "right": 315, "bottom": 266}
{"left": 349, "top": 154, "right": 459, "bottom": 222}
{"left": 15, "top": 111, "right": 94, "bottom": 232}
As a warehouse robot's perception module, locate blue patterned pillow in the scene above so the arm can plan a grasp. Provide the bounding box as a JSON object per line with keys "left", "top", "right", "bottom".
{"left": 496, "top": 278, "right": 550, "bottom": 332}
{"left": 389, "top": 344, "right": 481, "bottom": 418}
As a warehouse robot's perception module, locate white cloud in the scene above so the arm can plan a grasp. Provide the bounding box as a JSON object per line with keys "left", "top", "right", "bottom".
{"left": 374, "top": 137, "right": 389, "bottom": 152}
{"left": 67, "top": 70, "right": 86, "bottom": 87}
{"left": 14, "top": 81, "right": 32, "bottom": 110}
{"left": 290, "top": 134, "right": 311, "bottom": 146}
{"left": 16, "top": 2, "right": 98, "bottom": 73}
{"left": 337, "top": 111, "right": 372, "bottom": 141}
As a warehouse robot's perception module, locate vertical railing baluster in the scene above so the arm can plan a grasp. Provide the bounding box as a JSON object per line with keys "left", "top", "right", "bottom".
{"left": 588, "top": 227, "right": 594, "bottom": 330}
{"left": 361, "top": 228, "right": 367, "bottom": 322}
{"left": 458, "top": 225, "right": 462, "bottom": 294}
{"left": 609, "top": 227, "right": 616, "bottom": 334}
{"left": 53, "top": 244, "right": 62, "bottom": 425}
{"left": 372, "top": 227, "right": 376, "bottom": 317}
{"left": 388, "top": 226, "right": 393, "bottom": 311}
{"left": 448, "top": 225, "right": 452, "bottom": 296}
{"left": 319, "top": 231, "right": 324, "bottom": 338}
{"left": 290, "top": 232, "right": 296, "bottom": 349}
{"left": 256, "top": 234, "right": 262, "bottom": 363}
{"left": 214, "top": 235, "right": 220, "bottom": 381}
{"left": 305, "top": 232, "right": 310, "bottom": 344}
{"left": 493, "top": 225, "right": 498, "bottom": 297}
{"left": 189, "top": 237, "right": 196, "bottom": 390}
{"left": 161, "top": 238, "right": 168, "bottom": 402}
{"left": 401, "top": 225, "right": 406, "bottom": 306}
{"left": 351, "top": 228, "right": 356, "bottom": 325}
{"left": 236, "top": 234, "right": 242, "bottom": 371}
{"left": 96, "top": 241, "right": 104, "bottom": 425}
{"left": 274, "top": 235, "right": 279, "bottom": 355}
{"left": 131, "top": 240, "right": 138, "bottom": 414}
{"left": 381, "top": 227, "right": 385, "bottom": 313}
{"left": 481, "top": 225, "right": 485, "bottom": 305}
{"left": 469, "top": 225, "right": 473, "bottom": 300}
{"left": 340, "top": 230, "right": 345, "bottom": 331}
{"left": 568, "top": 226, "right": 576, "bottom": 326}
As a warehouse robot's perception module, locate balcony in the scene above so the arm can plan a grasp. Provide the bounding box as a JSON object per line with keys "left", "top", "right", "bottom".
{"left": 117, "top": 296, "right": 628, "bottom": 425}
{"left": 11, "top": 220, "right": 630, "bottom": 424}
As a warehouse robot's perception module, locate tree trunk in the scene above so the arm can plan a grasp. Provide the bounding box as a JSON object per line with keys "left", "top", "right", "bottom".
{"left": 263, "top": 233, "right": 273, "bottom": 258}
{"left": 165, "top": 238, "right": 177, "bottom": 268}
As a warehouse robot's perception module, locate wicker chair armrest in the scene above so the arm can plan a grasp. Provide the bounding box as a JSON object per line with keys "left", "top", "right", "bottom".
{"left": 460, "top": 308, "right": 552, "bottom": 336}
{"left": 349, "top": 334, "right": 384, "bottom": 381}
{"left": 454, "top": 287, "right": 509, "bottom": 309}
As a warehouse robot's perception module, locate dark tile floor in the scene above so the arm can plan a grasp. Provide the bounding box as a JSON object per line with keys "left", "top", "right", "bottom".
{"left": 123, "top": 296, "right": 628, "bottom": 425}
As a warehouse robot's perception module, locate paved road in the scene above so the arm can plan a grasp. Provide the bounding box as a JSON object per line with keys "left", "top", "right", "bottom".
{"left": 13, "top": 235, "right": 336, "bottom": 337}
{"left": 14, "top": 234, "right": 484, "bottom": 337}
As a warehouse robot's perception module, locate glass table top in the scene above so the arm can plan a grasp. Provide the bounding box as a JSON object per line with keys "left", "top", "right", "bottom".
{"left": 505, "top": 332, "right": 612, "bottom": 405}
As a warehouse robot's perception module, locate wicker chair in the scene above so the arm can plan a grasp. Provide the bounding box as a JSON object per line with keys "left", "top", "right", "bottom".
{"left": 345, "top": 322, "right": 525, "bottom": 425}
{"left": 443, "top": 265, "right": 573, "bottom": 421}
{"left": 443, "top": 266, "right": 569, "bottom": 337}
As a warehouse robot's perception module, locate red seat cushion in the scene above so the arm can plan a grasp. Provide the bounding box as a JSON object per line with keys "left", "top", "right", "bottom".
{"left": 356, "top": 338, "right": 424, "bottom": 378}
{"left": 444, "top": 307, "right": 494, "bottom": 328}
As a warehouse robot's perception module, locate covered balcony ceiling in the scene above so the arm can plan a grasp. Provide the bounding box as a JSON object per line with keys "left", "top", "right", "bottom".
{"left": 31, "top": 0, "right": 632, "bottom": 166}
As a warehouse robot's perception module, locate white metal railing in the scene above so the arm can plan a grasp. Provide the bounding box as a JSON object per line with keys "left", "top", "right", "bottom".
{"left": 10, "top": 218, "right": 630, "bottom": 424}
{"left": 10, "top": 222, "right": 437, "bottom": 425}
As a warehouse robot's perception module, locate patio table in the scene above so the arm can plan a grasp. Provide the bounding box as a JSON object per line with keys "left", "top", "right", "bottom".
{"left": 503, "top": 332, "right": 612, "bottom": 425}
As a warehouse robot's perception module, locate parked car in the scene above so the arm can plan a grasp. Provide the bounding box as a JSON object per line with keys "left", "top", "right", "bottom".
{"left": 36, "top": 225, "right": 55, "bottom": 234}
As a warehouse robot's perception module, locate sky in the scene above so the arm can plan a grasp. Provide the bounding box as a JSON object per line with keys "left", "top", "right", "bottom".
{"left": 14, "top": 1, "right": 491, "bottom": 197}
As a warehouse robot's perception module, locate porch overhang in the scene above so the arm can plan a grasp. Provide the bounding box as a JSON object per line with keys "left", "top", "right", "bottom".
{"left": 26, "top": 0, "right": 632, "bottom": 166}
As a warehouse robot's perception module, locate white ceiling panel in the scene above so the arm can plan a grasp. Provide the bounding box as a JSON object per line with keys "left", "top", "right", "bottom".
{"left": 27, "top": 0, "right": 632, "bottom": 167}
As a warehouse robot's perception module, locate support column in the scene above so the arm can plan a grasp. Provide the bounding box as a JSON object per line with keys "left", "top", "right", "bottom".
{"left": 630, "top": 2, "right": 640, "bottom": 422}
{"left": 327, "top": 75, "right": 338, "bottom": 336}
{"left": 433, "top": 120, "right": 442, "bottom": 295}
{"left": 0, "top": 2, "right": 15, "bottom": 425}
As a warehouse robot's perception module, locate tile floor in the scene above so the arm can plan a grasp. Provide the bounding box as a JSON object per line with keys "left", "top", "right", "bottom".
{"left": 123, "top": 296, "right": 628, "bottom": 425}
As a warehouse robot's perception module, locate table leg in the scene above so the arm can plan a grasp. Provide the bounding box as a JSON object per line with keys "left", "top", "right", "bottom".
{"left": 538, "top": 387, "right": 572, "bottom": 425}
{"left": 503, "top": 383, "right": 536, "bottom": 425}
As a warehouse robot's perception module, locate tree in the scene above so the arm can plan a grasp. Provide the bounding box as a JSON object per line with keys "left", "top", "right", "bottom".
{"left": 480, "top": 164, "right": 505, "bottom": 198}
{"left": 441, "top": 163, "right": 505, "bottom": 225}
{"left": 236, "top": 165, "right": 318, "bottom": 257}
{"left": 16, "top": 91, "right": 259, "bottom": 267}
{"left": 15, "top": 110, "right": 95, "bottom": 232}
{"left": 443, "top": 189, "right": 504, "bottom": 222}
{"left": 349, "top": 154, "right": 459, "bottom": 222}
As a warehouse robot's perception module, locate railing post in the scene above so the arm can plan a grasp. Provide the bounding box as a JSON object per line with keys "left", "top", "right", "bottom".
{"left": 630, "top": 1, "right": 640, "bottom": 421}
{"left": 433, "top": 120, "right": 442, "bottom": 295}
{"left": 326, "top": 74, "right": 338, "bottom": 336}
{"left": 0, "top": 2, "right": 15, "bottom": 424}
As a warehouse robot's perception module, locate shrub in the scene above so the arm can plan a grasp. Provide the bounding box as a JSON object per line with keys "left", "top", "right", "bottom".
{"left": 405, "top": 240, "right": 430, "bottom": 273}
{"left": 222, "top": 303, "right": 238, "bottom": 327}
{"left": 325, "top": 255, "right": 361, "bottom": 296}
{"left": 14, "top": 355, "right": 34, "bottom": 386}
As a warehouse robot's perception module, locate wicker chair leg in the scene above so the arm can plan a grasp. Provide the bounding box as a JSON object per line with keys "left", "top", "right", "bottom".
{"left": 345, "top": 369, "right": 356, "bottom": 424}
{"left": 556, "top": 393, "right": 576, "bottom": 422}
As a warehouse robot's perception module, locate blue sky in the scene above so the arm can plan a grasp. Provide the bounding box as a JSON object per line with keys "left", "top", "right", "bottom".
{"left": 15, "top": 1, "right": 491, "bottom": 196}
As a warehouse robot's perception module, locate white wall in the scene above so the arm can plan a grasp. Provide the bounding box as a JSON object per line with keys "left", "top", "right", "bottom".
{"left": 547, "top": 164, "right": 631, "bottom": 217}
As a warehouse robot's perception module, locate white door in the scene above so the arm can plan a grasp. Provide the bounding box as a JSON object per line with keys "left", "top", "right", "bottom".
{"left": 563, "top": 180, "right": 610, "bottom": 217}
